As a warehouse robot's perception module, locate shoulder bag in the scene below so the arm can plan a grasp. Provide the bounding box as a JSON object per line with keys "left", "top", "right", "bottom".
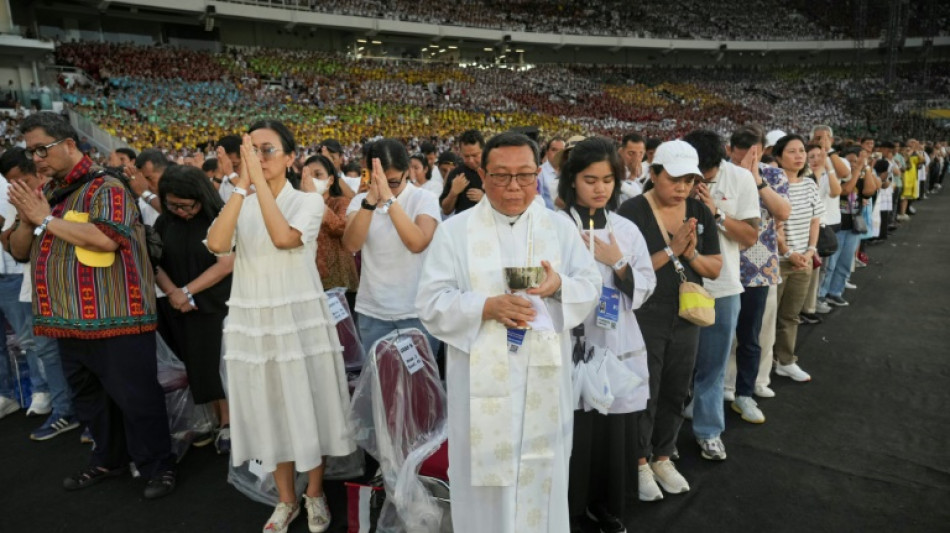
{"left": 644, "top": 193, "right": 715, "bottom": 327}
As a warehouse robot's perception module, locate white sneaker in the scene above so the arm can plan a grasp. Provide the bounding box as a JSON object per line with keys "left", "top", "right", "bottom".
{"left": 723, "top": 389, "right": 735, "bottom": 402}
{"left": 844, "top": 281, "right": 858, "bottom": 290}
{"left": 26, "top": 392, "right": 52, "bottom": 416}
{"left": 303, "top": 494, "right": 331, "bottom": 533}
{"left": 0, "top": 396, "right": 20, "bottom": 419}
{"left": 815, "top": 300, "right": 833, "bottom": 314}
{"left": 732, "top": 396, "right": 765, "bottom": 424}
{"left": 682, "top": 400, "right": 693, "bottom": 420}
{"left": 650, "top": 459, "right": 690, "bottom": 493}
{"left": 754, "top": 385, "right": 776, "bottom": 398}
{"left": 697, "top": 437, "right": 727, "bottom": 461}
{"left": 637, "top": 463, "right": 664, "bottom": 502}
{"left": 775, "top": 363, "right": 811, "bottom": 382}
{"left": 263, "top": 502, "right": 300, "bottom": 533}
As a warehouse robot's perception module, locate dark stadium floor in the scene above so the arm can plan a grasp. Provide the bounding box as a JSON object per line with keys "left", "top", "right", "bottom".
{"left": 3, "top": 194, "right": 950, "bottom": 533}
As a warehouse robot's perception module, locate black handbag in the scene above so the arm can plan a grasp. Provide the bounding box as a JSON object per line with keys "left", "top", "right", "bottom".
{"left": 817, "top": 224, "right": 838, "bottom": 256}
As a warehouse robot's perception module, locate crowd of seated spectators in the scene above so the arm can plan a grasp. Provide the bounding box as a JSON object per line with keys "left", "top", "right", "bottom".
{"left": 54, "top": 42, "right": 950, "bottom": 160}
{"left": 220, "top": 0, "right": 950, "bottom": 40}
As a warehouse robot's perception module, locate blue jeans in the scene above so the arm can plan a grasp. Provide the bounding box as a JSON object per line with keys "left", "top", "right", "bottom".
{"left": 734, "top": 286, "right": 770, "bottom": 398}
{"left": 0, "top": 275, "right": 73, "bottom": 416}
{"left": 819, "top": 229, "right": 861, "bottom": 299}
{"left": 357, "top": 314, "right": 441, "bottom": 361}
{"left": 692, "top": 294, "right": 741, "bottom": 440}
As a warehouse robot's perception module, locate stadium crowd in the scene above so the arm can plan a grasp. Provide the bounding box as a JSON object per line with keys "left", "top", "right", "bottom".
{"left": 227, "top": 0, "right": 950, "bottom": 41}
{"left": 0, "top": 37, "right": 947, "bottom": 533}
{"left": 51, "top": 42, "right": 950, "bottom": 165}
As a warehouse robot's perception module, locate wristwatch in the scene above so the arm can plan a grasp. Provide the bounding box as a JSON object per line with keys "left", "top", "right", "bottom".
{"left": 360, "top": 198, "right": 377, "bottom": 211}
{"left": 611, "top": 257, "right": 629, "bottom": 271}
{"left": 783, "top": 250, "right": 793, "bottom": 259}
{"left": 378, "top": 197, "right": 395, "bottom": 214}
{"left": 757, "top": 180, "right": 769, "bottom": 190}
{"left": 232, "top": 186, "right": 248, "bottom": 198}
{"left": 33, "top": 215, "right": 54, "bottom": 236}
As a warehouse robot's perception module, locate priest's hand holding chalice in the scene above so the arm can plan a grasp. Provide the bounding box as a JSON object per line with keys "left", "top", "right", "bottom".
{"left": 483, "top": 261, "right": 561, "bottom": 329}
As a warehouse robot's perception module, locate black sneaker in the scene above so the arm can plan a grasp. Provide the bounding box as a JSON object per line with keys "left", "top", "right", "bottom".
{"left": 63, "top": 465, "right": 125, "bottom": 491}
{"left": 144, "top": 470, "right": 176, "bottom": 500}
{"left": 799, "top": 313, "right": 821, "bottom": 325}
{"left": 826, "top": 295, "right": 849, "bottom": 307}
{"left": 586, "top": 504, "right": 627, "bottom": 533}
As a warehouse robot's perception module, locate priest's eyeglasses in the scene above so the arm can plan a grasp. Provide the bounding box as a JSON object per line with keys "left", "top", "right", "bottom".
{"left": 486, "top": 172, "right": 538, "bottom": 187}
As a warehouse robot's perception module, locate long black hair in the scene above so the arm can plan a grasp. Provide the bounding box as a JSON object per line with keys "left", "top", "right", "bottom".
{"left": 158, "top": 164, "right": 225, "bottom": 221}
{"left": 304, "top": 154, "right": 343, "bottom": 197}
{"left": 557, "top": 137, "right": 624, "bottom": 211}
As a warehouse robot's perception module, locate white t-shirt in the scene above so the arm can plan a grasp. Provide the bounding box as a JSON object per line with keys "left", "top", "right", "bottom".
{"left": 817, "top": 171, "right": 842, "bottom": 225}
{"left": 0, "top": 175, "right": 23, "bottom": 276}
{"left": 138, "top": 197, "right": 161, "bottom": 226}
{"left": 618, "top": 175, "right": 643, "bottom": 205}
{"left": 19, "top": 266, "right": 31, "bottom": 303}
{"left": 218, "top": 172, "right": 237, "bottom": 203}
{"left": 347, "top": 183, "right": 441, "bottom": 320}
{"left": 703, "top": 161, "right": 760, "bottom": 299}
{"left": 341, "top": 175, "right": 362, "bottom": 196}
{"left": 429, "top": 165, "right": 444, "bottom": 191}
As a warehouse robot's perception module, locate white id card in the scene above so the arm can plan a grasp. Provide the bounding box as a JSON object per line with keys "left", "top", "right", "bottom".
{"left": 395, "top": 336, "right": 424, "bottom": 374}
{"left": 327, "top": 296, "right": 349, "bottom": 325}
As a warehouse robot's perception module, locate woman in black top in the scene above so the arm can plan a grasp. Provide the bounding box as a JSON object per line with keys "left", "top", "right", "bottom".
{"left": 617, "top": 140, "right": 721, "bottom": 502}
{"left": 154, "top": 165, "right": 234, "bottom": 454}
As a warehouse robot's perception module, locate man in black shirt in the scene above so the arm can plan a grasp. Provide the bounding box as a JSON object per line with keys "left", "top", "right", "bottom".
{"left": 440, "top": 130, "right": 485, "bottom": 216}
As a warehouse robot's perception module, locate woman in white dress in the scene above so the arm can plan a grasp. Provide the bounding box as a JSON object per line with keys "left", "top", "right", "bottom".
{"left": 206, "top": 120, "right": 355, "bottom": 533}
{"left": 558, "top": 137, "right": 656, "bottom": 532}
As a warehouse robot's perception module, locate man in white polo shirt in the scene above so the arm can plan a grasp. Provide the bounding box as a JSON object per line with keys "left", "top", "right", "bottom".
{"left": 683, "top": 130, "right": 760, "bottom": 461}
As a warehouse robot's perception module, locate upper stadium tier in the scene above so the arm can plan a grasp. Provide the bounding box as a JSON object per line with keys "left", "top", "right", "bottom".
{"left": 194, "top": 0, "right": 947, "bottom": 42}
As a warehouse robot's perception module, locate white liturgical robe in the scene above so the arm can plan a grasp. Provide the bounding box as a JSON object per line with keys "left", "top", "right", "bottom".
{"left": 416, "top": 199, "right": 600, "bottom": 533}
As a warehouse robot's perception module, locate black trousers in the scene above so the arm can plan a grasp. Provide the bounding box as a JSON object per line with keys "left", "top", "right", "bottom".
{"left": 635, "top": 302, "right": 700, "bottom": 459}
{"left": 59, "top": 331, "right": 174, "bottom": 478}
{"left": 568, "top": 410, "right": 638, "bottom": 519}
{"left": 157, "top": 298, "right": 227, "bottom": 404}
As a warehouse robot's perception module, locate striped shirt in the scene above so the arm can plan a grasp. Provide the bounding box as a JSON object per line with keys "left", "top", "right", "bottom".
{"left": 31, "top": 157, "right": 156, "bottom": 339}
{"left": 784, "top": 178, "right": 825, "bottom": 254}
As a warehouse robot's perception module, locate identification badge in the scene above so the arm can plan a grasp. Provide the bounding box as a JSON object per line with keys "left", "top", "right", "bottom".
{"left": 326, "top": 296, "right": 349, "bottom": 325}
{"left": 395, "top": 336, "right": 424, "bottom": 375}
{"left": 596, "top": 286, "right": 620, "bottom": 330}
{"left": 507, "top": 328, "right": 527, "bottom": 355}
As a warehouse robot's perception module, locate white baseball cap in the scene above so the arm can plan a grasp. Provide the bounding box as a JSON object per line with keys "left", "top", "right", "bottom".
{"left": 652, "top": 140, "right": 702, "bottom": 178}
{"left": 765, "top": 129, "right": 787, "bottom": 148}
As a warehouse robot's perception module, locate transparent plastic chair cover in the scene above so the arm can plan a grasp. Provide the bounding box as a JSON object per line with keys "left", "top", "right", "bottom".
{"left": 348, "top": 328, "right": 447, "bottom": 532}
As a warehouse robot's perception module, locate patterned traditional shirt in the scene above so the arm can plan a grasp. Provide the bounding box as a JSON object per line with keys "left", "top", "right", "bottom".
{"left": 31, "top": 156, "right": 156, "bottom": 339}
{"left": 739, "top": 164, "right": 789, "bottom": 287}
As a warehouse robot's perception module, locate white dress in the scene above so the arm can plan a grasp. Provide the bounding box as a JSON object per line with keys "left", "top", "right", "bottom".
{"left": 222, "top": 183, "right": 355, "bottom": 473}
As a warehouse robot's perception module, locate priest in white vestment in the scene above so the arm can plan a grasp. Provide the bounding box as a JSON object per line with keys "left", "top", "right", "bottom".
{"left": 416, "top": 132, "right": 601, "bottom": 533}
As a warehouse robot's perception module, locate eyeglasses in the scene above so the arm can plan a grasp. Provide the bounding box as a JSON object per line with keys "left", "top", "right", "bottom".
{"left": 165, "top": 200, "right": 199, "bottom": 212}
{"left": 25, "top": 138, "right": 67, "bottom": 159}
{"left": 486, "top": 172, "right": 537, "bottom": 187}
{"left": 252, "top": 146, "right": 283, "bottom": 160}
